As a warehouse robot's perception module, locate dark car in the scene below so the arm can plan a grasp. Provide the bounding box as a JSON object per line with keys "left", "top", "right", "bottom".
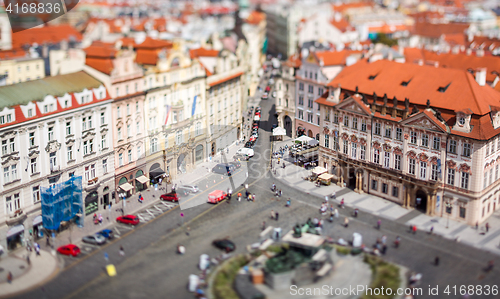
{"left": 116, "top": 215, "right": 140, "bottom": 226}
{"left": 229, "top": 161, "right": 241, "bottom": 168}
{"left": 244, "top": 141, "right": 255, "bottom": 148}
{"left": 212, "top": 163, "right": 234, "bottom": 176}
{"left": 213, "top": 239, "right": 236, "bottom": 253}
{"left": 97, "top": 229, "right": 114, "bottom": 240}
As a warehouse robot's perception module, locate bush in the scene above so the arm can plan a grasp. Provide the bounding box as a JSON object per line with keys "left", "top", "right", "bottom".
{"left": 335, "top": 245, "right": 351, "bottom": 256}
{"left": 213, "top": 255, "right": 250, "bottom": 299}
{"left": 362, "top": 255, "right": 401, "bottom": 299}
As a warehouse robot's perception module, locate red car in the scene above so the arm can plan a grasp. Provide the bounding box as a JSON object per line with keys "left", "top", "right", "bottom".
{"left": 57, "top": 244, "right": 81, "bottom": 257}
{"left": 255, "top": 111, "right": 261, "bottom": 117}
{"left": 265, "top": 86, "right": 270, "bottom": 92}
{"left": 161, "top": 192, "right": 180, "bottom": 202}
{"left": 116, "top": 215, "right": 140, "bottom": 225}
{"left": 249, "top": 136, "right": 257, "bottom": 142}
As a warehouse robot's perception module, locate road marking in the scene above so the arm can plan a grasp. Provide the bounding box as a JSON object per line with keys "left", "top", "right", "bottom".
{"left": 154, "top": 205, "right": 163, "bottom": 212}
{"left": 146, "top": 209, "right": 155, "bottom": 217}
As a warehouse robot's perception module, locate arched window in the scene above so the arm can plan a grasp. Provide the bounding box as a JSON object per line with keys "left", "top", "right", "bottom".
{"left": 118, "top": 177, "right": 127, "bottom": 185}
{"left": 195, "top": 144, "right": 203, "bottom": 162}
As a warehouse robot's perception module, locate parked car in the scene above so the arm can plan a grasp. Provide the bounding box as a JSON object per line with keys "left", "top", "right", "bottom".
{"left": 57, "top": 244, "right": 81, "bottom": 257}
{"left": 82, "top": 234, "right": 107, "bottom": 245}
{"left": 161, "top": 192, "right": 180, "bottom": 202}
{"left": 249, "top": 136, "right": 257, "bottom": 142}
{"left": 199, "top": 254, "right": 210, "bottom": 270}
{"left": 213, "top": 239, "right": 236, "bottom": 253}
{"left": 182, "top": 185, "right": 200, "bottom": 193}
{"left": 272, "top": 91, "right": 276, "bottom": 98}
{"left": 265, "top": 86, "right": 270, "bottom": 92}
{"left": 97, "top": 229, "right": 114, "bottom": 240}
{"left": 244, "top": 141, "right": 254, "bottom": 148}
{"left": 175, "top": 188, "right": 191, "bottom": 197}
{"left": 212, "top": 163, "right": 234, "bottom": 176}
{"left": 236, "top": 148, "right": 254, "bottom": 157}
{"left": 116, "top": 215, "right": 140, "bottom": 225}
{"left": 188, "top": 274, "right": 199, "bottom": 292}
{"left": 229, "top": 161, "right": 241, "bottom": 168}
{"left": 261, "top": 93, "right": 268, "bottom": 100}
{"left": 208, "top": 190, "right": 227, "bottom": 204}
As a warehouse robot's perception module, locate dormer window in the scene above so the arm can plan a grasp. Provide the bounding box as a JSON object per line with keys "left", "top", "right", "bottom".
{"left": 438, "top": 83, "right": 451, "bottom": 93}
{"left": 368, "top": 74, "right": 378, "bottom": 80}
{"left": 401, "top": 79, "right": 411, "bottom": 86}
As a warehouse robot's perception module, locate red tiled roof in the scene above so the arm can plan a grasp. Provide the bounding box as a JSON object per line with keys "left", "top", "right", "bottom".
{"left": 209, "top": 72, "right": 243, "bottom": 87}
{"left": 314, "top": 50, "right": 359, "bottom": 66}
{"left": 135, "top": 37, "right": 173, "bottom": 49}
{"left": 404, "top": 48, "right": 500, "bottom": 82}
{"left": 0, "top": 49, "right": 27, "bottom": 59}
{"left": 84, "top": 42, "right": 117, "bottom": 75}
{"left": 412, "top": 22, "right": 469, "bottom": 39}
{"left": 328, "top": 59, "right": 500, "bottom": 116}
{"left": 469, "top": 35, "right": 500, "bottom": 50}
{"left": 246, "top": 11, "right": 266, "bottom": 25}
{"left": 285, "top": 54, "right": 302, "bottom": 68}
{"left": 331, "top": 1, "right": 373, "bottom": 13}
{"left": 11, "top": 25, "right": 82, "bottom": 49}
{"left": 329, "top": 17, "right": 353, "bottom": 32}
{"left": 136, "top": 49, "right": 159, "bottom": 65}
{"left": 368, "top": 24, "right": 410, "bottom": 34}
{"left": 189, "top": 47, "right": 219, "bottom": 59}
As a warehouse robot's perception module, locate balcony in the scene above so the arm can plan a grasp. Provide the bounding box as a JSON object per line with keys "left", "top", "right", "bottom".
{"left": 6, "top": 209, "right": 27, "bottom": 226}
{"left": 50, "top": 165, "right": 60, "bottom": 173}
{"left": 87, "top": 177, "right": 99, "bottom": 185}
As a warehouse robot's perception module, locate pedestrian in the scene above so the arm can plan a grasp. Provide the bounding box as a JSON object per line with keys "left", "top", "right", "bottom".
{"left": 104, "top": 252, "right": 109, "bottom": 263}
{"left": 7, "top": 271, "right": 12, "bottom": 284}
{"left": 486, "top": 260, "right": 494, "bottom": 272}
{"left": 283, "top": 163, "right": 286, "bottom": 169}
{"left": 354, "top": 208, "right": 358, "bottom": 217}
{"left": 275, "top": 212, "right": 279, "bottom": 221}
{"left": 98, "top": 214, "right": 103, "bottom": 225}
{"left": 340, "top": 198, "right": 345, "bottom": 208}
{"left": 46, "top": 235, "right": 50, "bottom": 247}
{"left": 412, "top": 225, "right": 417, "bottom": 235}
{"left": 278, "top": 190, "right": 282, "bottom": 197}
{"left": 376, "top": 219, "right": 381, "bottom": 230}
{"left": 486, "top": 222, "right": 490, "bottom": 232}
{"left": 26, "top": 255, "right": 30, "bottom": 265}
{"left": 332, "top": 191, "right": 336, "bottom": 200}
{"left": 476, "top": 221, "right": 478, "bottom": 230}
{"left": 177, "top": 244, "right": 185, "bottom": 255}
{"left": 394, "top": 236, "right": 400, "bottom": 248}
{"left": 381, "top": 235, "right": 387, "bottom": 245}
{"left": 286, "top": 198, "right": 291, "bottom": 207}
{"left": 429, "top": 226, "right": 434, "bottom": 234}
{"left": 262, "top": 221, "right": 266, "bottom": 231}
{"left": 334, "top": 209, "right": 339, "bottom": 218}
{"left": 119, "top": 246, "right": 125, "bottom": 256}
{"left": 434, "top": 256, "right": 440, "bottom": 266}
{"left": 324, "top": 196, "right": 329, "bottom": 204}
{"left": 253, "top": 194, "right": 256, "bottom": 201}
{"left": 344, "top": 217, "right": 349, "bottom": 228}
{"left": 245, "top": 190, "right": 249, "bottom": 199}
{"left": 271, "top": 210, "right": 276, "bottom": 220}
{"left": 381, "top": 245, "right": 387, "bottom": 255}
{"left": 34, "top": 243, "right": 40, "bottom": 256}
{"left": 238, "top": 192, "right": 242, "bottom": 201}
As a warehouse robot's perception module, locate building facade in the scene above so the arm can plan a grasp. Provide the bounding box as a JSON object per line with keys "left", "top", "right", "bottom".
{"left": 317, "top": 59, "right": 500, "bottom": 225}
{"left": 0, "top": 71, "right": 114, "bottom": 251}
{"left": 275, "top": 63, "right": 296, "bottom": 138}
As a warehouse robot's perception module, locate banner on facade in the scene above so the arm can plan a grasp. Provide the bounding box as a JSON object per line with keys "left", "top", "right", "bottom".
{"left": 41, "top": 176, "right": 83, "bottom": 230}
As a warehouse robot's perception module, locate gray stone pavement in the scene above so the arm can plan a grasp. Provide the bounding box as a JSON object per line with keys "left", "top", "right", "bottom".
{"left": 0, "top": 249, "right": 59, "bottom": 297}
{"left": 0, "top": 141, "right": 247, "bottom": 297}
{"left": 272, "top": 137, "right": 500, "bottom": 256}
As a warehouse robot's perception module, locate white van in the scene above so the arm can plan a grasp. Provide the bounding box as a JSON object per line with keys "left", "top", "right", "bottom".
{"left": 236, "top": 148, "right": 254, "bottom": 158}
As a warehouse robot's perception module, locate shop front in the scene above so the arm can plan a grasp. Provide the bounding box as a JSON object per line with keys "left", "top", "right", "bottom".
{"left": 149, "top": 163, "right": 166, "bottom": 185}
{"left": 6, "top": 224, "right": 24, "bottom": 250}
{"left": 102, "top": 186, "right": 110, "bottom": 208}
{"left": 33, "top": 215, "right": 44, "bottom": 239}
{"left": 135, "top": 170, "right": 148, "bottom": 192}
{"left": 118, "top": 177, "right": 134, "bottom": 197}
{"left": 85, "top": 191, "right": 99, "bottom": 216}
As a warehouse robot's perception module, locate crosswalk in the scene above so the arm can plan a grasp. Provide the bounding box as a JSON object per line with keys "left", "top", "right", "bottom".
{"left": 136, "top": 201, "right": 177, "bottom": 222}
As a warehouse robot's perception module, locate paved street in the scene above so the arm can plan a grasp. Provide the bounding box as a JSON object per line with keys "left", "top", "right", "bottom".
{"left": 6, "top": 67, "right": 500, "bottom": 299}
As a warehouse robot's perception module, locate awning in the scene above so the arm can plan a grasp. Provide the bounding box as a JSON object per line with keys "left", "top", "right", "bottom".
{"left": 7, "top": 225, "right": 24, "bottom": 238}
{"left": 136, "top": 175, "right": 149, "bottom": 184}
{"left": 119, "top": 182, "right": 134, "bottom": 192}
{"left": 309, "top": 139, "right": 319, "bottom": 146}
{"left": 33, "top": 215, "right": 43, "bottom": 226}
{"left": 318, "top": 173, "right": 333, "bottom": 180}
{"left": 273, "top": 127, "right": 286, "bottom": 136}
{"left": 296, "top": 135, "right": 313, "bottom": 143}
{"left": 312, "top": 166, "right": 327, "bottom": 175}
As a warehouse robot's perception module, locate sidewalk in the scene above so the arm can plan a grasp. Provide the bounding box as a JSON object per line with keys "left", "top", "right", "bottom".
{"left": 272, "top": 138, "right": 500, "bottom": 255}
{"left": 0, "top": 249, "right": 59, "bottom": 297}
{"left": 0, "top": 142, "right": 245, "bottom": 297}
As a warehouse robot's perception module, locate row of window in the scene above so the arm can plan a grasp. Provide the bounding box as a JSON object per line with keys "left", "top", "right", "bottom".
{"left": 297, "top": 82, "right": 323, "bottom": 96}
{"left": 297, "top": 110, "right": 320, "bottom": 125}
{"left": 117, "top": 102, "right": 140, "bottom": 118}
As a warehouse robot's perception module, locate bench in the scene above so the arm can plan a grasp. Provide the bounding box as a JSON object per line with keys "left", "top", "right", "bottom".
{"left": 259, "top": 226, "right": 274, "bottom": 240}
{"left": 259, "top": 239, "right": 274, "bottom": 251}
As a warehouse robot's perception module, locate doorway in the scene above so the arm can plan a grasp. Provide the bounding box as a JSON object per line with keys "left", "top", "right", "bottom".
{"left": 415, "top": 190, "right": 428, "bottom": 212}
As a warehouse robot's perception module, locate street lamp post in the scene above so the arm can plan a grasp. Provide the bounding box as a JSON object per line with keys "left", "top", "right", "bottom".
{"left": 119, "top": 193, "right": 126, "bottom": 216}
{"left": 445, "top": 202, "right": 452, "bottom": 229}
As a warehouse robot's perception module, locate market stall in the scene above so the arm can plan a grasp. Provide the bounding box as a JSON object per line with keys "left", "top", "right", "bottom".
{"left": 318, "top": 173, "right": 333, "bottom": 185}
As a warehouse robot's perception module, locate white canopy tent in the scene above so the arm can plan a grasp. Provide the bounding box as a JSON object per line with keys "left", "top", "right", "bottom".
{"left": 272, "top": 127, "right": 287, "bottom": 136}
{"left": 308, "top": 139, "right": 319, "bottom": 146}
{"left": 312, "top": 166, "right": 327, "bottom": 175}
{"left": 295, "top": 135, "right": 313, "bottom": 143}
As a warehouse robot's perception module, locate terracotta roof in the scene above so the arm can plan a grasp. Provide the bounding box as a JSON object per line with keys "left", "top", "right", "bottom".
{"left": 0, "top": 49, "right": 27, "bottom": 59}
{"left": 120, "top": 37, "right": 136, "bottom": 48}
{"left": 469, "top": 36, "right": 500, "bottom": 51}
{"left": 443, "top": 33, "right": 467, "bottom": 47}
{"left": 189, "top": 47, "right": 219, "bottom": 59}
{"left": 368, "top": 24, "right": 410, "bottom": 34}
{"left": 246, "top": 11, "right": 266, "bottom": 25}
{"left": 328, "top": 59, "right": 500, "bottom": 116}
{"left": 11, "top": 25, "right": 82, "bottom": 49}
{"left": 329, "top": 17, "right": 353, "bottom": 32}
{"left": 314, "top": 50, "right": 358, "bottom": 66}
{"left": 404, "top": 48, "right": 500, "bottom": 82}
{"left": 84, "top": 42, "right": 117, "bottom": 58}
{"left": 135, "top": 37, "right": 173, "bottom": 49}
{"left": 208, "top": 72, "right": 243, "bottom": 87}
{"left": 285, "top": 54, "right": 302, "bottom": 68}
{"left": 331, "top": 1, "right": 373, "bottom": 14}
{"left": 412, "top": 22, "right": 469, "bottom": 39}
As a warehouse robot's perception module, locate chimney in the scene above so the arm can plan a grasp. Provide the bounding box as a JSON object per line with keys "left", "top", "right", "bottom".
{"left": 466, "top": 48, "right": 472, "bottom": 56}
{"left": 392, "top": 96, "right": 398, "bottom": 118}
{"left": 475, "top": 68, "right": 487, "bottom": 86}
{"left": 381, "top": 94, "right": 387, "bottom": 116}
{"left": 371, "top": 92, "right": 377, "bottom": 114}
{"left": 403, "top": 98, "right": 410, "bottom": 119}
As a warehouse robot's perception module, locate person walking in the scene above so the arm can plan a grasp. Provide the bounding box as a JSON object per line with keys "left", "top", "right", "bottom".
{"left": 429, "top": 226, "right": 434, "bottom": 235}
{"left": 394, "top": 236, "right": 400, "bottom": 248}
{"left": 7, "top": 271, "right": 12, "bottom": 284}
{"left": 262, "top": 221, "right": 266, "bottom": 231}
{"left": 271, "top": 210, "right": 276, "bottom": 220}
{"left": 354, "top": 208, "right": 359, "bottom": 217}
{"left": 119, "top": 246, "right": 125, "bottom": 257}
{"left": 376, "top": 219, "right": 381, "bottom": 230}
{"left": 434, "top": 256, "right": 440, "bottom": 266}
{"left": 344, "top": 217, "right": 349, "bottom": 228}
{"left": 46, "top": 235, "right": 50, "bottom": 247}
{"left": 334, "top": 209, "right": 339, "bottom": 218}
{"left": 275, "top": 212, "right": 279, "bottom": 221}
{"left": 286, "top": 198, "right": 291, "bottom": 207}
{"left": 26, "top": 255, "right": 30, "bottom": 265}
{"left": 475, "top": 221, "right": 479, "bottom": 230}
{"left": 324, "top": 196, "right": 329, "bottom": 204}
{"left": 34, "top": 242, "right": 40, "bottom": 256}
{"left": 238, "top": 192, "right": 242, "bottom": 201}
{"left": 412, "top": 225, "right": 417, "bottom": 235}
{"left": 381, "top": 235, "right": 387, "bottom": 245}
{"left": 486, "top": 222, "right": 490, "bottom": 233}
{"left": 340, "top": 198, "right": 345, "bottom": 208}
{"left": 486, "top": 260, "right": 494, "bottom": 272}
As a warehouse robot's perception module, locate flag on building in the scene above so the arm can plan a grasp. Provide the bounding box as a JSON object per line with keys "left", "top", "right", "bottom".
{"left": 164, "top": 105, "right": 172, "bottom": 125}
{"left": 191, "top": 96, "right": 198, "bottom": 117}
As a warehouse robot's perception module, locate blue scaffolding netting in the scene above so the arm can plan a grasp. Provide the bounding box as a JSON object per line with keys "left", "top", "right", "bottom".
{"left": 41, "top": 176, "right": 84, "bottom": 230}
